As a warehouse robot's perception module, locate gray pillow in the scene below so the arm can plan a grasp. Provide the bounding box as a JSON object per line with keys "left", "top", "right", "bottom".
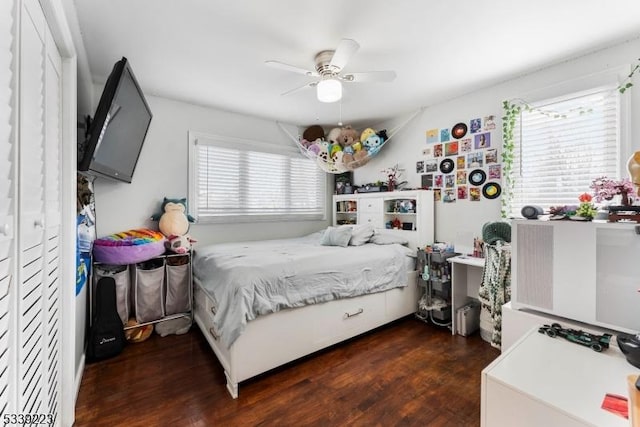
{"left": 349, "top": 224, "right": 375, "bottom": 246}
{"left": 320, "top": 226, "right": 352, "bottom": 247}
{"left": 369, "top": 232, "right": 409, "bottom": 245}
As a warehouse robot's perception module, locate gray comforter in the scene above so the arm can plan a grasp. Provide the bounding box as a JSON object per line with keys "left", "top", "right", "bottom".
{"left": 193, "top": 232, "right": 415, "bottom": 347}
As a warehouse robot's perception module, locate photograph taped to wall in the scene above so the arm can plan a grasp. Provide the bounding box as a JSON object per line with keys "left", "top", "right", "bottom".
{"left": 445, "top": 141, "right": 459, "bottom": 156}
{"left": 457, "top": 185, "right": 468, "bottom": 200}
{"left": 421, "top": 174, "right": 433, "bottom": 189}
{"left": 433, "top": 144, "right": 443, "bottom": 157}
{"left": 434, "top": 189, "right": 442, "bottom": 201}
{"left": 456, "top": 170, "right": 467, "bottom": 184}
{"left": 426, "top": 128, "right": 439, "bottom": 143}
{"left": 485, "top": 148, "right": 498, "bottom": 164}
{"left": 460, "top": 138, "right": 472, "bottom": 152}
{"left": 443, "top": 189, "right": 456, "bottom": 203}
{"left": 445, "top": 174, "right": 455, "bottom": 188}
{"left": 467, "top": 152, "right": 483, "bottom": 168}
{"left": 488, "top": 164, "right": 502, "bottom": 179}
{"left": 422, "top": 147, "right": 432, "bottom": 157}
{"left": 470, "top": 118, "right": 481, "bottom": 133}
{"left": 457, "top": 155, "right": 466, "bottom": 169}
{"left": 434, "top": 174, "right": 443, "bottom": 187}
{"left": 484, "top": 115, "right": 496, "bottom": 130}
{"left": 474, "top": 132, "right": 490, "bottom": 149}
{"left": 416, "top": 160, "right": 425, "bottom": 173}
{"left": 470, "top": 187, "right": 481, "bottom": 201}
{"left": 425, "top": 159, "right": 438, "bottom": 173}
{"left": 440, "top": 128, "right": 450, "bottom": 142}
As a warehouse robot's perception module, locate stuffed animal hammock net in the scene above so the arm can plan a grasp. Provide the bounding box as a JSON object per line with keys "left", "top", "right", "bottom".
{"left": 278, "top": 108, "right": 424, "bottom": 174}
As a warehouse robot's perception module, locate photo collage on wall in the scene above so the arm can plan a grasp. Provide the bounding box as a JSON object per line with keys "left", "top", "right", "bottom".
{"left": 418, "top": 115, "right": 501, "bottom": 203}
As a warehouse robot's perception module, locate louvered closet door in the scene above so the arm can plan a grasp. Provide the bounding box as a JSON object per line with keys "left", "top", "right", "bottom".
{"left": 0, "top": 0, "right": 16, "bottom": 417}
{"left": 18, "top": 0, "right": 48, "bottom": 416}
{"left": 43, "top": 23, "right": 62, "bottom": 422}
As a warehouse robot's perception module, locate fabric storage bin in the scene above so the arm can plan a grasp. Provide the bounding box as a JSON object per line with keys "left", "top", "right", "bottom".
{"left": 165, "top": 255, "right": 191, "bottom": 315}
{"left": 93, "top": 264, "right": 130, "bottom": 325}
{"left": 134, "top": 258, "right": 165, "bottom": 323}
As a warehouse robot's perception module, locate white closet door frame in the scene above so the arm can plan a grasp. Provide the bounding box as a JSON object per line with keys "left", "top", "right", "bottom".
{"left": 37, "top": 1, "right": 77, "bottom": 425}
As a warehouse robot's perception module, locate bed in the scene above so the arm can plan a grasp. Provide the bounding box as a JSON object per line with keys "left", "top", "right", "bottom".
{"left": 192, "top": 228, "right": 419, "bottom": 398}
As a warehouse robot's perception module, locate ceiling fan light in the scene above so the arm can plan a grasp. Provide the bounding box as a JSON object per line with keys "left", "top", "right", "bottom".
{"left": 317, "top": 78, "right": 342, "bottom": 103}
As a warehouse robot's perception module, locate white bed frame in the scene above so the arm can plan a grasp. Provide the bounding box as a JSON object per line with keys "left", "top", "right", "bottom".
{"left": 193, "top": 271, "right": 418, "bottom": 398}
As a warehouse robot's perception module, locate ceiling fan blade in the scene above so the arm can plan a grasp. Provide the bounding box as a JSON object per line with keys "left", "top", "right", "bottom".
{"left": 329, "top": 38, "right": 360, "bottom": 70}
{"left": 281, "top": 81, "right": 318, "bottom": 96}
{"left": 265, "top": 60, "right": 318, "bottom": 77}
{"left": 342, "top": 70, "right": 397, "bottom": 83}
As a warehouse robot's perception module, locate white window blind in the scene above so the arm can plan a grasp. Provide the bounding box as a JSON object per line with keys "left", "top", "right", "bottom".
{"left": 509, "top": 87, "right": 620, "bottom": 217}
{"left": 190, "top": 133, "right": 326, "bottom": 222}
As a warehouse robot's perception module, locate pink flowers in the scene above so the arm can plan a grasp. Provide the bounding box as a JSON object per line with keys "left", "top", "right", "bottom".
{"left": 590, "top": 176, "right": 635, "bottom": 203}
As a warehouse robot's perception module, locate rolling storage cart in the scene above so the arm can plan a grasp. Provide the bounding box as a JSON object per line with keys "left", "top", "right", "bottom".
{"left": 416, "top": 249, "right": 456, "bottom": 327}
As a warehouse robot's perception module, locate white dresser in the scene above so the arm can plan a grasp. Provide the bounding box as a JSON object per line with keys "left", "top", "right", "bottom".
{"left": 482, "top": 327, "right": 637, "bottom": 427}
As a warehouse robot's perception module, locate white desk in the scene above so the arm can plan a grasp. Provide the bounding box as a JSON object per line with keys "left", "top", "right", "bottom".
{"left": 448, "top": 255, "right": 485, "bottom": 336}
{"left": 481, "top": 327, "right": 634, "bottom": 427}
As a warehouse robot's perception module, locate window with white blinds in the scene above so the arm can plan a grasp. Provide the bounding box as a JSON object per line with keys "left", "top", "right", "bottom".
{"left": 189, "top": 133, "right": 326, "bottom": 222}
{"left": 508, "top": 86, "right": 620, "bottom": 217}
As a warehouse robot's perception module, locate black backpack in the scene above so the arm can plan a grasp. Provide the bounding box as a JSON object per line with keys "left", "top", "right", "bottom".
{"left": 87, "top": 277, "right": 126, "bottom": 362}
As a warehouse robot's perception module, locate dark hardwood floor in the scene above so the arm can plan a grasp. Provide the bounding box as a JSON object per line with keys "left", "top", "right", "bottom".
{"left": 74, "top": 317, "right": 500, "bottom": 426}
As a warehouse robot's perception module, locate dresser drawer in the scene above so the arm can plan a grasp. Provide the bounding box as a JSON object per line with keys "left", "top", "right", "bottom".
{"left": 359, "top": 198, "right": 383, "bottom": 213}
{"left": 359, "top": 212, "right": 384, "bottom": 228}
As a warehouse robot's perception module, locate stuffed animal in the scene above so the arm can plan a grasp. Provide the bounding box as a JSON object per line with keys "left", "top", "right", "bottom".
{"left": 166, "top": 234, "right": 197, "bottom": 254}
{"left": 362, "top": 132, "right": 385, "bottom": 156}
{"left": 150, "top": 198, "right": 195, "bottom": 238}
{"left": 338, "top": 126, "right": 360, "bottom": 150}
{"left": 327, "top": 127, "right": 342, "bottom": 145}
{"left": 360, "top": 128, "right": 376, "bottom": 143}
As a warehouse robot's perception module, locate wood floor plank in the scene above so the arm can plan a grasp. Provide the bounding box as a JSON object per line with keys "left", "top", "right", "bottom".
{"left": 75, "top": 317, "right": 500, "bottom": 426}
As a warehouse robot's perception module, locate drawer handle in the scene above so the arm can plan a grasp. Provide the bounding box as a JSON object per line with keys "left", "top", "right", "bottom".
{"left": 209, "top": 327, "right": 219, "bottom": 340}
{"left": 344, "top": 308, "right": 364, "bottom": 318}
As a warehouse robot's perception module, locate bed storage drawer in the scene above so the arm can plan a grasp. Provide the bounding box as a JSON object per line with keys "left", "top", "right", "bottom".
{"left": 194, "top": 285, "right": 220, "bottom": 341}
{"left": 313, "top": 291, "right": 386, "bottom": 346}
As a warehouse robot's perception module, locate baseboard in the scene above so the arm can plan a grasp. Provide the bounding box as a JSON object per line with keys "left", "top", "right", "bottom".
{"left": 74, "top": 352, "right": 86, "bottom": 402}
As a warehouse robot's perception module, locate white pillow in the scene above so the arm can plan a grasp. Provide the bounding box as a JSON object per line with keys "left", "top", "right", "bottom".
{"left": 349, "top": 224, "right": 375, "bottom": 246}
{"left": 369, "top": 232, "right": 409, "bottom": 245}
{"left": 320, "top": 226, "right": 352, "bottom": 247}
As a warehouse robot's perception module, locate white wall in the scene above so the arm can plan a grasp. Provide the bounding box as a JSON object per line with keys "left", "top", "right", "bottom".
{"left": 355, "top": 37, "right": 640, "bottom": 244}
{"left": 93, "top": 94, "right": 331, "bottom": 246}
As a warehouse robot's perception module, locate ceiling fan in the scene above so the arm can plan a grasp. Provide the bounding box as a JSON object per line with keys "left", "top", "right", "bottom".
{"left": 265, "top": 38, "right": 396, "bottom": 103}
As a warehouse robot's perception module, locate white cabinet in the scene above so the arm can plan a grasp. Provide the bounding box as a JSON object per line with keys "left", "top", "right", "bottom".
{"left": 482, "top": 327, "right": 631, "bottom": 427}
{"left": 512, "top": 220, "right": 640, "bottom": 334}
{"left": 333, "top": 190, "right": 434, "bottom": 249}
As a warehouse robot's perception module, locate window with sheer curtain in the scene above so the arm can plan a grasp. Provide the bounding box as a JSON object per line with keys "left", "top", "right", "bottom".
{"left": 508, "top": 86, "right": 621, "bottom": 218}
{"left": 189, "top": 132, "right": 326, "bottom": 223}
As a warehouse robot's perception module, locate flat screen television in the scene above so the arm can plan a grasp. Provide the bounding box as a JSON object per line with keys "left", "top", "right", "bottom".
{"left": 78, "top": 57, "right": 152, "bottom": 183}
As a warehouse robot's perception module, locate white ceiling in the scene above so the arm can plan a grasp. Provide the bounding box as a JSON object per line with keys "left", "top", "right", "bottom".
{"left": 72, "top": 0, "right": 640, "bottom": 128}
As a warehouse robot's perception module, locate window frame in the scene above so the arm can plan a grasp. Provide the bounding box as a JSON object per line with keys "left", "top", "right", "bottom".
{"left": 188, "top": 131, "right": 327, "bottom": 224}
{"left": 505, "top": 67, "right": 632, "bottom": 218}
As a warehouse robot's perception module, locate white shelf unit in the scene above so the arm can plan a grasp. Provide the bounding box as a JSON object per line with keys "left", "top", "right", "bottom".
{"left": 333, "top": 190, "right": 434, "bottom": 249}
{"left": 511, "top": 220, "right": 640, "bottom": 335}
